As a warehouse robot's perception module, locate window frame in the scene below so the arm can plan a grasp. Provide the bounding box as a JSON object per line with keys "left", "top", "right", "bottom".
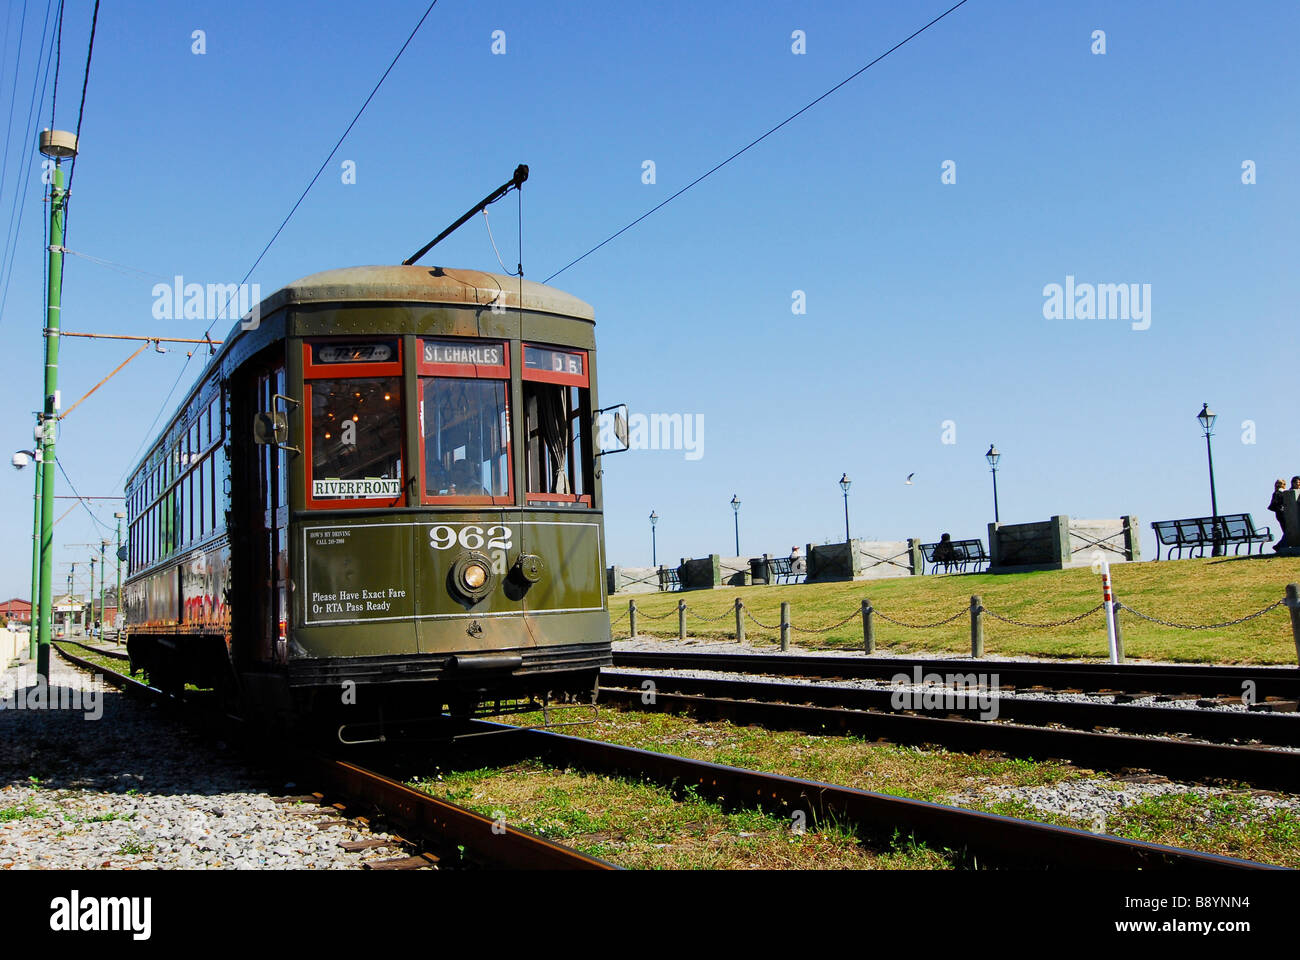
{"left": 302, "top": 340, "right": 406, "bottom": 511}
{"left": 417, "top": 338, "right": 514, "bottom": 507}
{"left": 522, "top": 344, "right": 592, "bottom": 507}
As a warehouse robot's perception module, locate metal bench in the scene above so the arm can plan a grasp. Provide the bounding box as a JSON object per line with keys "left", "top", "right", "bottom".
{"left": 762, "top": 556, "right": 806, "bottom": 584}
{"left": 920, "top": 538, "right": 989, "bottom": 574}
{"left": 658, "top": 566, "right": 681, "bottom": 591}
{"left": 1151, "top": 514, "right": 1272, "bottom": 560}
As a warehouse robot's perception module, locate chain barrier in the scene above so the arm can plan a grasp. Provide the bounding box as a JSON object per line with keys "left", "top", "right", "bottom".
{"left": 982, "top": 603, "right": 1105, "bottom": 628}
{"left": 872, "top": 607, "right": 967, "bottom": 629}
{"left": 1117, "top": 598, "right": 1286, "bottom": 631}
{"left": 788, "top": 608, "right": 864, "bottom": 634}
{"left": 608, "top": 607, "right": 629, "bottom": 624}
{"left": 686, "top": 606, "right": 735, "bottom": 623}
{"left": 744, "top": 608, "right": 782, "bottom": 630}
{"left": 635, "top": 607, "right": 677, "bottom": 620}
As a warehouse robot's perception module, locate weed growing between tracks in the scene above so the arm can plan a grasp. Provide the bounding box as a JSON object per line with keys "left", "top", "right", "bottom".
{"left": 410, "top": 760, "right": 951, "bottom": 869}
{"left": 500, "top": 707, "right": 1300, "bottom": 867}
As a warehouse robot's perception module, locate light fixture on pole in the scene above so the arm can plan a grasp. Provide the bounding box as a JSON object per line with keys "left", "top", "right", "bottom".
{"left": 838, "top": 473, "right": 852, "bottom": 542}
{"left": 649, "top": 510, "right": 659, "bottom": 567}
{"left": 985, "top": 444, "right": 1001, "bottom": 523}
{"left": 730, "top": 494, "right": 741, "bottom": 556}
{"left": 1197, "top": 403, "right": 1222, "bottom": 557}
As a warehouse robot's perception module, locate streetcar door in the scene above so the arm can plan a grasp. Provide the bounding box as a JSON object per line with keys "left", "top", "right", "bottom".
{"left": 256, "top": 364, "right": 290, "bottom": 665}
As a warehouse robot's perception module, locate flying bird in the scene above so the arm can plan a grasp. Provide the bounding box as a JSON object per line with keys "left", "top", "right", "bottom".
{"left": 905, "top": 473, "right": 914, "bottom": 485}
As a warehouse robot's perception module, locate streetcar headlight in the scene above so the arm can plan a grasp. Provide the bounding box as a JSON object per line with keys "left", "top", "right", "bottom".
{"left": 462, "top": 561, "right": 488, "bottom": 590}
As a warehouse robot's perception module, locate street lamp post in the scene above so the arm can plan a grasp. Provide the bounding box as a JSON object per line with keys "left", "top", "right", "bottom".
{"left": 649, "top": 510, "right": 658, "bottom": 567}
{"left": 985, "top": 444, "right": 1001, "bottom": 523}
{"left": 36, "top": 128, "right": 78, "bottom": 680}
{"left": 730, "top": 495, "right": 741, "bottom": 555}
{"left": 1197, "top": 403, "right": 1222, "bottom": 557}
{"left": 839, "top": 473, "right": 852, "bottom": 542}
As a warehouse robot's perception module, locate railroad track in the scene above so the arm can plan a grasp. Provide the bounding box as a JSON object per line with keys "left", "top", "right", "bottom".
{"left": 612, "top": 650, "right": 1300, "bottom": 702}
{"left": 464, "top": 719, "right": 1279, "bottom": 870}
{"left": 598, "top": 672, "right": 1300, "bottom": 792}
{"left": 47, "top": 642, "right": 1286, "bottom": 869}
{"left": 50, "top": 642, "right": 615, "bottom": 871}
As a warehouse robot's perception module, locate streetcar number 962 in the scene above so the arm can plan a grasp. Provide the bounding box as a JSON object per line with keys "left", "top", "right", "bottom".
{"left": 428, "top": 525, "right": 512, "bottom": 551}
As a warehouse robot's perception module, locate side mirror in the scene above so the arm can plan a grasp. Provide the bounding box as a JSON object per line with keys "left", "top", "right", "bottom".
{"left": 594, "top": 403, "right": 630, "bottom": 457}
{"left": 253, "top": 411, "right": 289, "bottom": 445}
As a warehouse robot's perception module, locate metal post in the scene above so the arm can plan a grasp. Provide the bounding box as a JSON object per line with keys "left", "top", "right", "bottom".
{"left": 1111, "top": 590, "right": 1125, "bottom": 664}
{"left": 970, "top": 595, "right": 984, "bottom": 658}
{"left": 88, "top": 559, "right": 95, "bottom": 639}
{"left": 628, "top": 599, "right": 637, "bottom": 639}
{"left": 97, "top": 540, "right": 106, "bottom": 638}
{"left": 1205, "top": 431, "right": 1221, "bottom": 557}
{"left": 991, "top": 467, "right": 1000, "bottom": 524}
{"left": 677, "top": 600, "right": 686, "bottom": 641}
{"left": 651, "top": 525, "right": 657, "bottom": 567}
{"left": 114, "top": 517, "right": 122, "bottom": 642}
{"left": 1286, "top": 584, "right": 1300, "bottom": 666}
{"left": 780, "top": 601, "right": 791, "bottom": 652}
{"left": 28, "top": 454, "right": 41, "bottom": 659}
{"left": 862, "top": 598, "right": 874, "bottom": 654}
{"left": 733, "top": 510, "right": 740, "bottom": 557}
{"left": 735, "top": 598, "right": 745, "bottom": 646}
{"left": 36, "top": 148, "right": 71, "bottom": 681}
{"left": 842, "top": 492, "right": 851, "bottom": 543}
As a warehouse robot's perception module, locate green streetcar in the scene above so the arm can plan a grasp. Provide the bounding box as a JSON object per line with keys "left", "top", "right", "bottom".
{"left": 121, "top": 264, "right": 617, "bottom": 740}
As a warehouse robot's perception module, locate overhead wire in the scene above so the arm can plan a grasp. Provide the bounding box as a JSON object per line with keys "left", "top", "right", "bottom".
{"left": 199, "top": 0, "right": 441, "bottom": 344}
{"left": 544, "top": 0, "right": 973, "bottom": 283}
{"left": 65, "top": 0, "right": 98, "bottom": 195}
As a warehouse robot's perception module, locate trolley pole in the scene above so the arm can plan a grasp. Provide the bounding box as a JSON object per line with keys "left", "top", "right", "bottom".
{"left": 35, "top": 130, "right": 78, "bottom": 681}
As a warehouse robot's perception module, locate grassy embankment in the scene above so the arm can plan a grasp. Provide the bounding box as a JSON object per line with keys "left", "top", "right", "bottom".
{"left": 610, "top": 555, "right": 1300, "bottom": 664}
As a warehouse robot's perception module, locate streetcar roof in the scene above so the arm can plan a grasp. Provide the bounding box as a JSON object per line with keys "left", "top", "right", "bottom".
{"left": 257, "top": 265, "right": 594, "bottom": 321}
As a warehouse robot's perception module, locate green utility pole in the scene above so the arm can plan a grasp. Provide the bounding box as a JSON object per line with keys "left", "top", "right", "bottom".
{"left": 113, "top": 512, "right": 123, "bottom": 643}
{"left": 36, "top": 129, "right": 78, "bottom": 681}
{"left": 28, "top": 447, "right": 41, "bottom": 659}
{"left": 88, "top": 558, "right": 95, "bottom": 637}
{"left": 97, "top": 539, "right": 107, "bottom": 637}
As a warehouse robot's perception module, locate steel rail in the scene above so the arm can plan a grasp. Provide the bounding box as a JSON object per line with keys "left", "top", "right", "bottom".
{"left": 471, "top": 720, "right": 1278, "bottom": 870}
{"left": 603, "top": 670, "right": 1299, "bottom": 746}
{"left": 49, "top": 643, "right": 615, "bottom": 871}
{"left": 612, "top": 650, "right": 1300, "bottom": 699}
{"left": 597, "top": 680, "right": 1300, "bottom": 793}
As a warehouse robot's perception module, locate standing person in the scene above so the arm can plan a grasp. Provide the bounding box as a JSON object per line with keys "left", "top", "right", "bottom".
{"left": 1270, "top": 479, "right": 1288, "bottom": 548}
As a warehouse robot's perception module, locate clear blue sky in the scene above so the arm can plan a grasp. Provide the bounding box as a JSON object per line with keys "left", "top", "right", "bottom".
{"left": 0, "top": 0, "right": 1296, "bottom": 599}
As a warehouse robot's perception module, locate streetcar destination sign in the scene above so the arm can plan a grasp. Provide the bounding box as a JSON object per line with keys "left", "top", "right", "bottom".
{"left": 423, "top": 341, "right": 504, "bottom": 366}
{"left": 317, "top": 343, "right": 393, "bottom": 364}
{"left": 312, "top": 478, "right": 402, "bottom": 499}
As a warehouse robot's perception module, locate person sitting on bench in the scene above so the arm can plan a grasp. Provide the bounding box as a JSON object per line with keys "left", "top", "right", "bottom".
{"left": 933, "top": 533, "right": 957, "bottom": 567}
{"left": 789, "top": 546, "right": 806, "bottom": 577}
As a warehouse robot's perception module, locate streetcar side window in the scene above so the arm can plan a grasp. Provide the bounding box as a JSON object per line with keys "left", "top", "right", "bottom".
{"left": 420, "top": 378, "right": 511, "bottom": 502}
{"left": 306, "top": 377, "right": 403, "bottom": 504}
{"left": 522, "top": 345, "right": 591, "bottom": 507}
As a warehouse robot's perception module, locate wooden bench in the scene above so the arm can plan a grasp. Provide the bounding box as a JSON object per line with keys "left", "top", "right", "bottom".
{"left": 1151, "top": 514, "right": 1272, "bottom": 560}
{"left": 920, "top": 539, "right": 989, "bottom": 574}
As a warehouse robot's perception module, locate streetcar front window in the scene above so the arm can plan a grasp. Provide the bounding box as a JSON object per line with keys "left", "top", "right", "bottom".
{"left": 421, "top": 378, "right": 511, "bottom": 502}
{"left": 307, "top": 377, "right": 403, "bottom": 503}
{"left": 522, "top": 344, "right": 591, "bottom": 506}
